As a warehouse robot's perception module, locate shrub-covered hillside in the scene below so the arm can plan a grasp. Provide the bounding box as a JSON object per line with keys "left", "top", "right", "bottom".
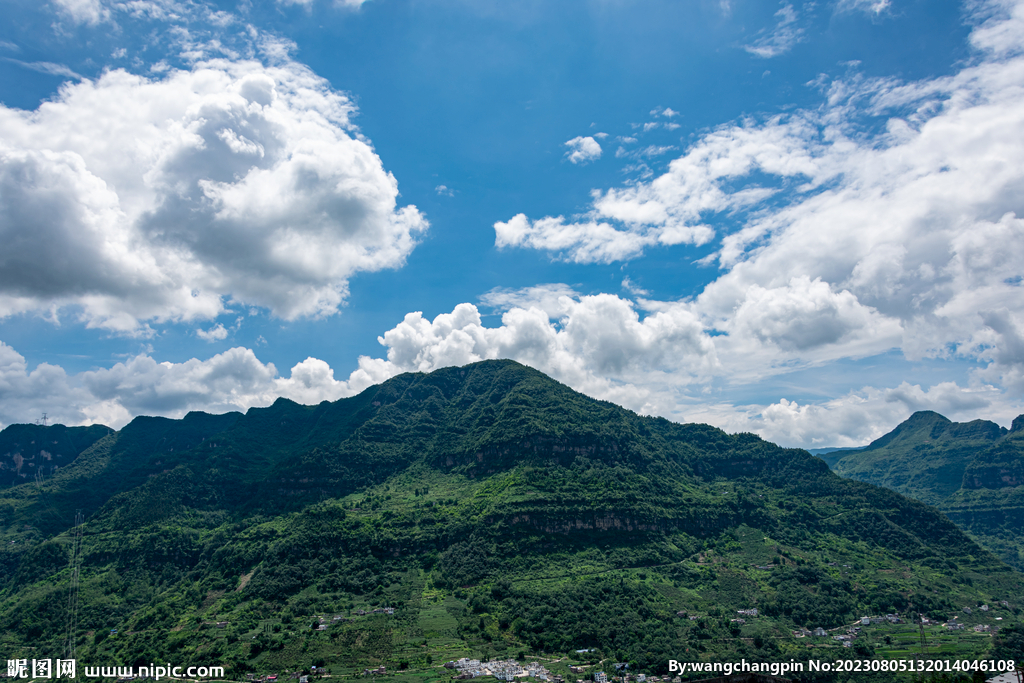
{"left": 0, "top": 360, "right": 1020, "bottom": 682}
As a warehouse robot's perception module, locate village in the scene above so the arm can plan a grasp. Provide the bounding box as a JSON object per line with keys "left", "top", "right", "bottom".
{"left": 230, "top": 598, "right": 1013, "bottom": 683}
{"left": 441, "top": 659, "right": 685, "bottom": 683}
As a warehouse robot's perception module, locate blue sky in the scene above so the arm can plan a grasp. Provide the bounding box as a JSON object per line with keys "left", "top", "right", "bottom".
{"left": 1, "top": 0, "right": 1023, "bottom": 447}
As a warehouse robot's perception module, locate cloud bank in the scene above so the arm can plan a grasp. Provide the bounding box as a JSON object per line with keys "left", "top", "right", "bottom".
{"left": 487, "top": 0, "right": 1024, "bottom": 435}
{"left": 0, "top": 54, "right": 426, "bottom": 334}
{"left": 5, "top": 0, "right": 1024, "bottom": 450}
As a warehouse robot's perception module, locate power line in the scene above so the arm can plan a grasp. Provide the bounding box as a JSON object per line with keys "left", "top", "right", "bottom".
{"left": 65, "top": 510, "right": 84, "bottom": 662}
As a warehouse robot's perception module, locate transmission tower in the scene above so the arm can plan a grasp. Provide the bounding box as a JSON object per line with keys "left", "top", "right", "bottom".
{"left": 65, "top": 510, "right": 84, "bottom": 661}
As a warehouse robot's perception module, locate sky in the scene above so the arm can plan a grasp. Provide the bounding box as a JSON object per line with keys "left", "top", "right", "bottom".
{"left": 1, "top": 0, "right": 1023, "bottom": 448}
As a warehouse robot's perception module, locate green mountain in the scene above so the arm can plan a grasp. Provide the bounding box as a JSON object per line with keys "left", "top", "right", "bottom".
{"left": 805, "top": 448, "right": 862, "bottom": 469}
{"left": 831, "top": 411, "right": 1024, "bottom": 571}
{"left": 0, "top": 422, "right": 112, "bottom": 487}
{"left": 1, "top": 361, "right": 1021, "bottom": 682}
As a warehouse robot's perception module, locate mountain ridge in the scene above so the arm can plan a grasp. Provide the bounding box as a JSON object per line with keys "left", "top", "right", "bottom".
{"left": 0, "top": 360, "right": 1020, "bottom": 680}
{"left": 830, "top": 409, "right": 1024, "bottom": 570}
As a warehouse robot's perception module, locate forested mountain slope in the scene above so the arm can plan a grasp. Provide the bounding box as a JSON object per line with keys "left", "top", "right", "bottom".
{"left": 1, "top": 361, "right": 1020, "bottom": 681}
{"left": 0, "top": 422, "right": 111, "bottom": 487}
{"left": 832, "top": 411, "right": 1024, "bottom": 570}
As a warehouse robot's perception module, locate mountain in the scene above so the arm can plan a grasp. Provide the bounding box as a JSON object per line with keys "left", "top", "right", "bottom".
{"left": 831, "top": 411, "right": 1024, "bottom": 570}
{"left": 0, "top": 422, "right": 112, "bottom": 487}
{"left": 805, "top": 447, "right": 863, "bottom": 469}
{"left": 0, "top": 361, "right": 1020, "bottom": 682}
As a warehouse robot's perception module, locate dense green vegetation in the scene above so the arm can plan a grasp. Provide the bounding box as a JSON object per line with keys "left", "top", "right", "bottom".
{"left": 0, "top": 361, "right": 1021, "bottom": 682}
{"left": 0, "top": 422, "right": 111, "bottom": 487}
{"left": 830, "top": 411, "right": 1024, "bottom": 570}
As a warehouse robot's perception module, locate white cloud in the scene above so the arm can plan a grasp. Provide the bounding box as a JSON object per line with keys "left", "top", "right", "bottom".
{"left": 2, "top": 59, "right": 84, "bottom": 80}
{"left": 502, "top": 0, "right": 1024, "bottom": 374}
{"left": 359, "top": 297, "right": 717, "bottom": 415}
{"left": 2, "top": 282, "right": 1021, "bottom": 446}
{"left": 0, "top": 339, "right": 368, "bottom": 429}
{"left": 479, "top": 283, "right": 579, "bottom": 318}
{"left": 726, "top": 276, "right": 901, "bottom": 354}
{"left": 0, "top": 55, "right": 426, "bottom": 333}
{"left": 744, "top": 3, "right": 804, "bottom": 59}
{"left": 564, "top": 135, "right": 602, "bottom": 164}
{"left": 486, "top": 0, "right": 1024, "bottom": 444}
{"left": 274, "top": 0, "right": 373, "bottom": 8}
{"left": 970, "top": 0, "right": 1024, "bottom": 56}
{"left": 621, "top": 276, "right": 650, "bottom": 297}
{"left": 435, "top": 184, "right": 454, "bottom": 196}
{"left": 500, "top": 113, "right": 825, "bottom": 263}
{"left": 196, "top": 323, "right": 228, "bottom": 342}
{"left": 687, "top": 380, "right": 1017, "bottom": 448}
{"left": 836, "top": 0, "right": 891, "bottom": 16}
{"left": 52, "top": 0, "right": 110, "bottom": 25}
{"left": 0, "top": 291, "right": 719, "bottom": 429}
{"left": 493, "top": 213, "right": 714, "bottom": 264}
{"left": 616, "top": 144, "right": 678, "bottom": 161}
{"left": 650, "top": 107, "right": 679, "bottom": 118}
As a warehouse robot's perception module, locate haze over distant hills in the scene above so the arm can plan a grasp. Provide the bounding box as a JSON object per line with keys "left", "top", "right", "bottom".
{"left": 0, "top": 361, "right": 1020, "bottom": 680}
{"left": 827, "top": 411, "right": 1024, "bottom": 571}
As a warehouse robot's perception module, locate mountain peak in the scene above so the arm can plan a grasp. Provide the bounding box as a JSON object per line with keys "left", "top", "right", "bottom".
{"left": 1012, "top": 414, "right": 1024, "bottom": 433}
{"left": 861, "top": 410, "right": 951, "bottom": 451}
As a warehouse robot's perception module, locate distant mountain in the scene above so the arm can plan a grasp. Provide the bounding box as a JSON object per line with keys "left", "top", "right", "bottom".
{"left": 0, "top": 361, "right": 1020, "bottom": 680}
{"left": 806, "top": 447, "right": 864, "bottom": 469}
{"left": 0, "top": 422, "right": 112, "bottom": 487}
{"left": 832, "top": 411, "right": 1024, "bottom": 570}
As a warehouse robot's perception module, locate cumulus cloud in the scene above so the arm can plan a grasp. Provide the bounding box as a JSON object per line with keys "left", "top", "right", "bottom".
{"left": 564, "top": 136, "right": 602, "bottom": 164}
{"left": 3, "top": 283, "right": 1021, "bottom": 447}
{"left": 744, "top": 3, "right": 804, "bottom": 58}
{"left": 0, "top": 340, "right": 375, "bottom": 429}
{"left": 196, "top": 323, "right": 228, "bottom": 342}
{"left": 478, "top": 283, "right": 579, "bottom": 318}
{"left": 52, "top": 0, "right": 110, "bottom": 25}
{"left": 726, "top": 276, "right": 901, "bottom": 355}
{"left": 484, "top": 0, "right": 1024, "bottom": 444}
{"left": 0, "top": 291, "right": 719, "bottom": 429}
{"left": 498, "top": 113, "right": 825, "bottom": 263}
{"left": 687, "top": 380, "right": 1014, "bottom": 448}
{"left": 501, "top": 0, "right": 1024, "bottom": 379}
{"left": 494, "top": 213, "right": 716, "bottom": 264}
{"left": 0, "top": 55, "right": 426, "bottom": 333}
{"left": 355, "top": 296, "right": 717, "bottom": 416}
